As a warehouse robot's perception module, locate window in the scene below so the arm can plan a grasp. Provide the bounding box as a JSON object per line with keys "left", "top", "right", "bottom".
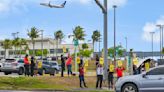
{"left": 147, "top": 67, "right": 164, "bottom": 75}
{"left": 18, "top": 59, "right": 24, "bottom": 63}
{"left": 43, "top": 61, "right": 49, "bottom": 65}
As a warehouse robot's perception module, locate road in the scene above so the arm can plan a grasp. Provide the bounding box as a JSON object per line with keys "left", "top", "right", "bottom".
{"left": 0, "top": 72, "right": 19, "bottom": 77}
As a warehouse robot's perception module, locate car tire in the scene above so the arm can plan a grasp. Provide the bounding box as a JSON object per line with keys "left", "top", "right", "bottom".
{"left": 122, "top": 83, "right": 138, "bottom": 92}
{"left": 4, "top": 72, "right": 11, "bottom": 75}
{"left": 18, "top": 68, "right": 24, "bottom": 75}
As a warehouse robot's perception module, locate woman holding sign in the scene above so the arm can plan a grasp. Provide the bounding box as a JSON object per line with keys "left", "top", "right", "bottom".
{"left": 108, "top": 62, "right": 114, "bottom": 90}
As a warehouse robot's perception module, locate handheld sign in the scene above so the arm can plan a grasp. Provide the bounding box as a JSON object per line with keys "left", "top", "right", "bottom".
{"left": 99, "top": 57, "right": 104, "bottom": 65}
{"left": 109, "top": 64, "right": 114, "bottom": 72}
{"left": 76, "top": 57, "right": 80, "bottom": 64}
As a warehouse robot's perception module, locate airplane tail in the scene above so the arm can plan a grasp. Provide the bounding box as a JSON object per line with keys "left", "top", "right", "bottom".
{"left": 61, "top": 1, "right": 66, "bottom": 7}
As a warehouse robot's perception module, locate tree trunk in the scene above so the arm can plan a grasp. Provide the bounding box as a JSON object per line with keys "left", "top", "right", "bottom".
{"left": 33, "top": 41, "right": 35, "bottom": 56}
{"left": 56, "top": 39, "right": 58, "bottom": 60}
{"left": 5, "top": 49, "right": 6, "bottom": 59}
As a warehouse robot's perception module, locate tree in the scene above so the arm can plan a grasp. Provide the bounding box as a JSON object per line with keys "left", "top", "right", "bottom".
{"left": 82, "top": 43, "right": 89, "bottom": 49}
{"left": 92, "top": 30, "right": 101, "bottom": 52}
{"left": 54, "top": 30, "right": 64, "bottom": 60}
{"left": 73, "top": 26, "right": 86, "bottom": 40}
{"left": 2, "top": 39, "right": 12, "bottom": 58}
{"left": 19, "top": 38, "right": 27, "bottom": 55}
{"left": 12, "top": 38, "right": 21, "bottom": 56}
{"left": 27, "top": 27, "right": 39, "bottom": 55}
{"left": 108, "top": 45, "right": 125, "bottom": 58}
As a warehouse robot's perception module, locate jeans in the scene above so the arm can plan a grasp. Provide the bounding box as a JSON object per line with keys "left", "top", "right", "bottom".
{"left": 24, "top": 64, "right": 30, "bottom": 76}
{"left": 96, "top": 75, "right": 103, "bottom": 88}
{"left": 67, "top": 65, "right": 72, "bottom": 76}
{"left": 79, "top": 75, "right": 87, "bottom": 87}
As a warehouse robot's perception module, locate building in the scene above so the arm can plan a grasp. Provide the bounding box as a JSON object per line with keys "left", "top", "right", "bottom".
{"left": 0, "top": 38, "right": 93, "bottom": 58}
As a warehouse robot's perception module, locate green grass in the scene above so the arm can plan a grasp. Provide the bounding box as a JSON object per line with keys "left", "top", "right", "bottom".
{"left": 0, "top": 76, "right": 114, "bottom": 92}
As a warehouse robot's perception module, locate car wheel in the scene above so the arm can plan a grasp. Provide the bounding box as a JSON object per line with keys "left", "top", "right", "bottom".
{"left": 18, "top": 68, "right": 24, "bottom": 75}
{"left": 122, "top": 83, "right": 138, "bottom": 92}
{"left": 4, "top": 72, "right": 11, "bottom": 75}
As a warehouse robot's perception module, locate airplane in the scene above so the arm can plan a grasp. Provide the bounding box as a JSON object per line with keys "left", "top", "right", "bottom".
{"left": 40, "top": 1, "right": 66, "bottom": 8}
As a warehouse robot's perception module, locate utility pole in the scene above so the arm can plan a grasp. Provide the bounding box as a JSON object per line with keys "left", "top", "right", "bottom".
{"left": 95, "top": 0, "right": 108, "bottom": 80}
{"left": 113, "top": 5, "right": 117, "bottom": 67}
{"left": 150, "top": 32, "right": 155, "bottom": 59}
{"left": 125, "top": 37, "right": 127, "bottom": 56}
{"left": 157, "top": 25, "right": 164, "bottom": 60}
{"left": 41, "top": 30, "right": 44, "bottom": 60}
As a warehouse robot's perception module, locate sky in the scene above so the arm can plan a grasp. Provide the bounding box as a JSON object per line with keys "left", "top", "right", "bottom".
{"left": 0, "top": 0, "right": 164, "bottom": 52}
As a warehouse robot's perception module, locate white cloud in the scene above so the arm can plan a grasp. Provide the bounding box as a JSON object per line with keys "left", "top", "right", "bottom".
{"left": 142, "top": 16, "right": 164, "bottom": 43}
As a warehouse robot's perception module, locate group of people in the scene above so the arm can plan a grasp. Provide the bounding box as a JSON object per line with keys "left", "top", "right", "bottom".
{"left": 24, "top": 54, "right": 37, "bottom": 77}
{"left": 95, "top": 55, "right": 125, "bottom": 89}
{"left": 60, "top": 54, "right": 73, "bottom": 77}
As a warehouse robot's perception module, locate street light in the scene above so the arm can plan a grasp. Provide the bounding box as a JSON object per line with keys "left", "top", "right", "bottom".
{"left": 125, "top": 37, "right": 127, "bottom": 56}
{"left": 113, "top": 5, "right": 117, "bottom": 67}
{"left": 95, "top": 0, "right": 108, "bottom": 80}
{"left": 39, "top": 30, "right": 44, "bottom": 60}
{"left": 150, "top": 32, "right": 155, "bottom": 59}
{"left": 156, "top": 24, "right": 164, "bottom": 59}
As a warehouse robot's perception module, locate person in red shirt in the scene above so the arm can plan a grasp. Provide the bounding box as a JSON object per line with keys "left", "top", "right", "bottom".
{"left": 66, "top": 55, "right": 72, "bottom": 76}
{"left": 79, "top": 64, "right": 87, "bottom": 88}
{"left": 116, "top": 66, "right": 125, "bottom": 79}
{"left": 24, "top": 54, "right": 30, "bottom": 76}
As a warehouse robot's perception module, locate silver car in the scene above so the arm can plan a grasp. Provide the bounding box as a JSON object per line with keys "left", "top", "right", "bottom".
{"left": 115, "top": 65, "right": 164, "bottom": 92}
{"left": 1, "top": 59, "right": 25, "bottom": 75}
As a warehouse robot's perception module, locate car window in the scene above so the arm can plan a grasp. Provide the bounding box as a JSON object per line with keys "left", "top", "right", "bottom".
{"left": 147, "top": 67, "right": 164, "bottom": 75}
{"left": 43, "top": 62, "right": 49, "bottom": 65}
{"left": 5, "top": 59, "right": 15, "bottom": 62}
{"left": 18, "top": 59, "right": 24, "bottom": 63}
{"left": 51, "top": 62, "right": 57, "bottom": 66}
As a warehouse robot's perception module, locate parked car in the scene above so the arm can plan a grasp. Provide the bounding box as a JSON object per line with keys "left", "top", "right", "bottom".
{"left": 115, "top": 65, "right": 164, "bottom": 92}
{"left": 1, "top": 59, "right": 24, "bottom": 75}
{"left": 38, "top": 60, "right": 60, "bottom": 76}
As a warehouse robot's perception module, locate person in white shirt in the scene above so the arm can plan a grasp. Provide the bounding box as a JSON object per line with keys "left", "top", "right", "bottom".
{"left": 96, "top": 64, "right": 103, "bottom": 89}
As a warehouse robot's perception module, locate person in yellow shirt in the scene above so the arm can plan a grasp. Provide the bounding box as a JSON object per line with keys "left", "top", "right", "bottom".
{"left": 108, "top": 62, "right": 115, "bottom": 90}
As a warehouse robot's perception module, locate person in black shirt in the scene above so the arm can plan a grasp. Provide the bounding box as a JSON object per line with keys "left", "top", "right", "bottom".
{"left": 61, "top": 55, "right": 65, "bottom": 77}
{"left": 30, "top": 56, "right": 35, "bottom": 77}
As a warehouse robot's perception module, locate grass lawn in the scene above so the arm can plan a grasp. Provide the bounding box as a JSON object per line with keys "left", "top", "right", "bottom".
{"left": 0, "top": 76, "right": 114, "bottom": 92}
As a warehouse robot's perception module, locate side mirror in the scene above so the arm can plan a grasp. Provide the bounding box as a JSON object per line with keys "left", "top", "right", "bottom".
{"left": 142, "top": 73, "right": 147, "bottom": 78}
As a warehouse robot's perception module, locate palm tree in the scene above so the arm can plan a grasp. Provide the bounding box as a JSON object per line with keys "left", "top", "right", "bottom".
{"left": 19, "top": 38, "right": 27, "bottom": 55}
{"left": 54, "top": 30, "right": 64, "bottom": 60}
{"left": 73, "top": 26, "right": 86, "bottom": 50}
{"left": 73, "top": 26, "right": 85, "bottom": 40}
{"left": 92, "top": 30, "right": 100, "bottom": 52}
{"left": 2, "top": 39, "right": 12, "bottom": 58}
{"left": 27, "top": 27, "right": 39, "bottom": 55}
{"left": 12, "top": 38, "right": 21, "bottom": 56}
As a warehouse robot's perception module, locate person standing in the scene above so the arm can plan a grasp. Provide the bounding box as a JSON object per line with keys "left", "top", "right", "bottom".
{"left": 30, "top": 56, "right": 35, "bottom": 77}
{"left": 96, "top": 64, "right": 103, "bottom": 89}
{"left": 61, "top": 55, "right": 65, "bottom": 77}
{"left": 66, "top": 55, "right": 72, "bottom": 76}
{"left": 95, "top": 54, "right": 99, "bottom": 66}
{"left": 24, "top": 54, "right": 30, "bottom": 76}
{"left": 79, "top": 64, "right": 87, "bottom": 88}
{"left": 116, "top": 66, "right": 125, "bottom": 79}
{"left": 108, "top": 63, "right": 114, "bottom": 89}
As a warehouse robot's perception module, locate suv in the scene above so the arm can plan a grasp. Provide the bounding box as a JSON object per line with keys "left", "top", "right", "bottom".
{"left": 115, "top": 65, "right": 164, "bottom": 92}
{"left": 1, "top": 59, "right": 24, "bottom": 75}
{"left": 38, "top": 60, "right": 60, "bottom": 76}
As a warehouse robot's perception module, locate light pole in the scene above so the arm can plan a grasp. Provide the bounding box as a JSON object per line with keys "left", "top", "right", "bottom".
{"left": 38, "top": 30, "right": 44, "bottom": 59}
{"left": 156, "top": 25, "right": 164, "bottom": 60}
{"left": 150, "top": 32, "right": 155, "bottom": 59}
{"left": 125, "top": 37, "right": 127, "bottom": 56}
{"left": 95, "top": 0, "right": 108, "bottom": 80}
{"left": 113, "top": 5, "right": 117, "bottom": 67}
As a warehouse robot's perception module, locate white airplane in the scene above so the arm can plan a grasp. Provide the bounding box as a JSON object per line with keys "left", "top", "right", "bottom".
{"left": 40, "top": 1, "right": 66, "bottom": 8}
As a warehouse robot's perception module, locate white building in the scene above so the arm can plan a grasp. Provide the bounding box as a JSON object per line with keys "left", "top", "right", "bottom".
{"left": 0, "top": 38, "right": 93, "bottom": 58}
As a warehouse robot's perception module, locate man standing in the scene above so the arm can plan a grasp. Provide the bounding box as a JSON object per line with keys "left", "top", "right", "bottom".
{"left": 61, "top": 55, "right": 65, "bottom": 77}
{"left": 30, "top": 56, "right": 35, "bottom": 77}
{"left": 24, "top": 54, "right": 30, "bottom": 76}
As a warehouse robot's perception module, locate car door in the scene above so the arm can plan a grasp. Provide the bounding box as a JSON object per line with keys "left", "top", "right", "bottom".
{"left": 140, "top": 67, "right": 164, "bottom": 92}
